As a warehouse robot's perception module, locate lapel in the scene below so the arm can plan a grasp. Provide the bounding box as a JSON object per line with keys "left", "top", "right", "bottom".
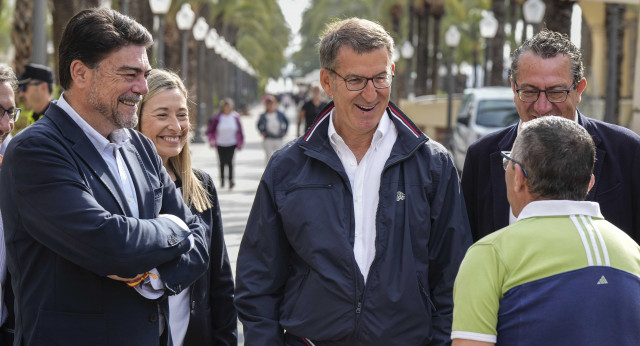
{"left": 120, "top": 139, "right": 155, "bottom": 219}
{"left": 47, "top": 103, "right": 132, "bottom": 215}
{"left": 490, "top": 125, "right": 518, "bottom": 228}
{"left": 578, "top": 112, "right": 604, "bottom": 201}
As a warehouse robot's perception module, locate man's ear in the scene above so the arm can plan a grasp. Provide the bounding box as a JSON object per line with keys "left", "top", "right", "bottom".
{"left": 587, "top": 174, "right": 595, "bottom": 193}
{"left": 320, "top": 68, "right": 333, "bottom": 98}
{"left": 513, "top": 163, "right": 527, "bottom": 193}
{"left": 69, "top": 60, "right": 91, "bottom": 89}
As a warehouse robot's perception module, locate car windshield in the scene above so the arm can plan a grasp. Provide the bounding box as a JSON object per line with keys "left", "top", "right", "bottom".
{"left": 476, "top": 100, "right": 519, "bottom": 127}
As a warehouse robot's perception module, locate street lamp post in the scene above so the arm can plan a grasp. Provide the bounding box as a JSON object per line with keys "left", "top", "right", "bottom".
{"left": 523, "top": 0, "right": 546, "bottom": 36}
{"left": 149, "top": 0, "right": 171, "bottom": 68}
{"left": 445, "top": 25, "right": 461, "bottom": 152}
{"left": 193, "top": 17, "right": 209, "bottom": 143}
{"left": 479, "top": 11, "right": 498, "bottom": 87}
{"left": 176, "top": 3, "right": 195, "bottom": 82}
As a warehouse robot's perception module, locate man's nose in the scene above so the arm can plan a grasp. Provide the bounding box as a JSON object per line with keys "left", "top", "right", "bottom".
{"left": 532, "top": 91, "right": 554, "bottom": 114}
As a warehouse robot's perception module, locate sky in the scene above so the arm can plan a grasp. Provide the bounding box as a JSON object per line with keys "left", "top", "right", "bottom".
{"left": 277, "top": 0, "right": 311, "bottom": 57}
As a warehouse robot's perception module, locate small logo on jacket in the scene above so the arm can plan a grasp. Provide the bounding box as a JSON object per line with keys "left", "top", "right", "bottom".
{"left": 597, "top": 275, "right": 608, "bottom": 285}
{"left": 396, "top": 191, "right": 406, "bottom": 201}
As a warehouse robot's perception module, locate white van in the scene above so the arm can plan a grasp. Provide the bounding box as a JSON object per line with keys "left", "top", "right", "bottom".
{"left": 452, "top": 87, "right": 519, "bottom": 171}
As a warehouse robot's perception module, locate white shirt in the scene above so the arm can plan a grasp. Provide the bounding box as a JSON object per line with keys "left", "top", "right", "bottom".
{"left": 216, "top": 112, "right": 239, "bottom": 146}
{"left": 328, "top": 109, "right": 398, "bottom": 282}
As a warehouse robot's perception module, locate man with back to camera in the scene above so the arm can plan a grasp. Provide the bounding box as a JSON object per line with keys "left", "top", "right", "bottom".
{"left": 17, "top": 63, "right": 54, "bottom": 123}
{"left": 235, "top": 17, "right": 472, "bottom": 346}
{"left": 0, "top": 63, "right": 20, "bottom": 346}
{"left": 452, "top": 116, "right": 640, "bottom": 346}
{"left": 0, "top": 8, "right": 209, "bottom": 345}
{"left": 461, "top": 29, "right": 640, "bottom": 242}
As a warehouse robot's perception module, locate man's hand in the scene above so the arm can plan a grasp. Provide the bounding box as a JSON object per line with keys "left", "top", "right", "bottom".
{"left": 108, "top": 274, "right": 143, "bottom": 282}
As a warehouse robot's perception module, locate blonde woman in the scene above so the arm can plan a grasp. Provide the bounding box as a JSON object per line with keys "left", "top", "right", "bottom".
{"left": 136, "top": 69, "right": 236, "bottom": 345}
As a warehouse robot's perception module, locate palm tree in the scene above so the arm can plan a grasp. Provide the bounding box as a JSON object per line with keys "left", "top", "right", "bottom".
{"left": 12, "top": 0, "right": 33, "bottom": 76}
{"left": 428, "top": 0, "right": 445, "bottom": 95}
{"left": 542, "top": 0, "right": 574, "bottom": 35}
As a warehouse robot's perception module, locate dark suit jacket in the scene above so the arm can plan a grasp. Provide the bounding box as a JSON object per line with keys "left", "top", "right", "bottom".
{"left": 461, "top": 111, "right": 640, "bottom": 242}
{"left": 181, "top": 169, "right": 237, "bottom": 346}
{"left": 0, "top": 103, "right": 209, "bottom": 346}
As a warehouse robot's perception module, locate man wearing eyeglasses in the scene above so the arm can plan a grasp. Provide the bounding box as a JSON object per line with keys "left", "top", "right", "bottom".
{"left": 452, "top": 116, "right": 640, "bottom": 346}
{"left": 236, "top": 18, "right": 471, "bottom": 345}
{"left": 0, "top": 63, "right": 19, "bottom": 346}
{"left": 461, "top": 29, "right": 640, "bottom": 243}
{"left": 17, "top": 63, "right": 54, "bottom": 123}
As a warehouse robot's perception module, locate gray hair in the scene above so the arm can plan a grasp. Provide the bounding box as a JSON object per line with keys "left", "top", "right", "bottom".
{"left": 510, "top": 29, "right": 584, "bottom": 85}
{"left": 512, "top": 116, "right": 595, "bottom": 201}
{"left": 318, "top": 17, "right": 394, "bottom": 70}
{"left": 0, "top": 64, "right": 17, "bottom": 90}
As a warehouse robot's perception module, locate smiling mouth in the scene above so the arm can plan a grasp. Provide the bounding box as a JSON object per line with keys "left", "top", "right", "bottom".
{"left": 356, "top": 104, "right": 376, "bottom": 111}
{"left": 161, "top": 136, "right": 181, "bottom": 143}
{"left": 120, "top": 99, "right": 138, "bottom": 106}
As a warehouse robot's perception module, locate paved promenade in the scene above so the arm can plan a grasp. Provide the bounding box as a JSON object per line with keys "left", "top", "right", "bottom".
{"left": 189, "top": 102, "right": 299, "bottom": 344}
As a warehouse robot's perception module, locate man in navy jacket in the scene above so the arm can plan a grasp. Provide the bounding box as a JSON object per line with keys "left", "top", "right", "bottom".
{"left": 0, "top": 9, "right": 208, "bottom": 345}
{"left": 462, "top": 29, "right": 640, "bottom": 243}
{"left": 235, "top": 18, "right": 472, "bottom": 345}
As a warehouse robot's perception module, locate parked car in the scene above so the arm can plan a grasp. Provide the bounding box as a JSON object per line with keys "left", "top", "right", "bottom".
{"left": 452, "top": 87, "right": 519, "bottom": 171}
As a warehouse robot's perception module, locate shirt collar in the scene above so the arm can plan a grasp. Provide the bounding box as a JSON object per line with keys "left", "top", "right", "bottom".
{"left": 517, "top": 200, "right": 603, "bottom": 221}
{"left": 328, "top": 108, "right": 391, "bottom": 150}
{"left": 57, "top": 93, "right": 131, "bottom": 152}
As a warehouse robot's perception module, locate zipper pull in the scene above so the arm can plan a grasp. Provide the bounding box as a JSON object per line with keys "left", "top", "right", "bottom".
{"left": 355, "top": 301, "right": 362, "bottom": 314}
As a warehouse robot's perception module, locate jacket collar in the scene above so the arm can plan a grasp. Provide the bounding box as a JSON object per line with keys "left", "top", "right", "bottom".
{"left": 301, "top": 100, "right": 427, "bottom": 161}
{"left": 45, "top": 102, "right": 135, "bottom": 215}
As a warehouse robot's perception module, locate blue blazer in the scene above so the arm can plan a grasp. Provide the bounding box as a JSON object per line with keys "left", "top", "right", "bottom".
{"left": 0, "top": 103, "right": 209, "bottom": 346}
{"left": 461, "top": 111, "right": 640, "bottom": 242}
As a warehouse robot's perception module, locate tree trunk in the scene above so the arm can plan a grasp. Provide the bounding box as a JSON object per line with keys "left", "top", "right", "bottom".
{"left": 12, "top": 0, "right": 33, "bottom": 76}
{"left": 542, "top": 0, "right": 574, "bottom": 36}
{"left": 489, "top": 0, "right": 506, "bottom": 86}
{"left": 415, "top": 2, "right": 430, "bottom": 96}
{"left": 428, "top": 3, "right": 444, "bottom": 94}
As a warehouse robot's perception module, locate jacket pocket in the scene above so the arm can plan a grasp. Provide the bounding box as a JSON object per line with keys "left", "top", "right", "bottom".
{"left": 417, "top": 274, "right": 437, "bottom": 313}
{"left": 285, "top": 183, "right": 332, "bottom": 195}
{"left": 281, "top": 265, "right": 311, "bottom": 320}
{"left": 34, "top": 310, "right": 107, "bottom": 346}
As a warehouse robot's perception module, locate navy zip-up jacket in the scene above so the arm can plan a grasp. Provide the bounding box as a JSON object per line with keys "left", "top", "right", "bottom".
{"left": 235, "top": 101, "right": 472, "bottom": 345}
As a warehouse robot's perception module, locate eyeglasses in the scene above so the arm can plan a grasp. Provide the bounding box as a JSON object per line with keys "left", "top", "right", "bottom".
{"left": 326, "top": 68, "right": 393, "bottom": 91}
{"left": 18, "top": 81, "right": 43, "bottom": 92}
{"left": 515, "top": 82, "right": 575, "bottom": 103}
{"left": 0, "top": 106, "right": 21, "bottom": 122}
{"left": 501, "top": 151, "right": 529, "bottom": 178}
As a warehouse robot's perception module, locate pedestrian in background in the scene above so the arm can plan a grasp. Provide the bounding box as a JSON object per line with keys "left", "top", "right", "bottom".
{"left": 297, "top": 85, "right": 327, "bottom": 137}
{"left": 257, "top": 94, "right": 288, "bottom": 162}
{"left": 236, "top": 17, "right": 471, "bottom": 345}
{"left": 17, "top": 63, "right": 54, "bottom": 123}
{"left": 137, "top": 69, "right": 237, "bottom": 345}
{"left": 206, "top": 97, "right": 244, "bottom": 190}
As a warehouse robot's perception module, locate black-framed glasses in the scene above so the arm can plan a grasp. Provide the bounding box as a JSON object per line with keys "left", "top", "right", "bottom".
{"left": 515, "top": 82, "right": 575, "bottom": 103}
{"left": 501, "top": 151, "right": 529, "bottom": 178}
{"left": 326, "top": 68, "right": 393, "bottom": 91}
{"left": 18, "top": 81, "right": 43, "bottom": 92}
{"left": 0, "top": 106, "right": 21, "bottom": 122}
